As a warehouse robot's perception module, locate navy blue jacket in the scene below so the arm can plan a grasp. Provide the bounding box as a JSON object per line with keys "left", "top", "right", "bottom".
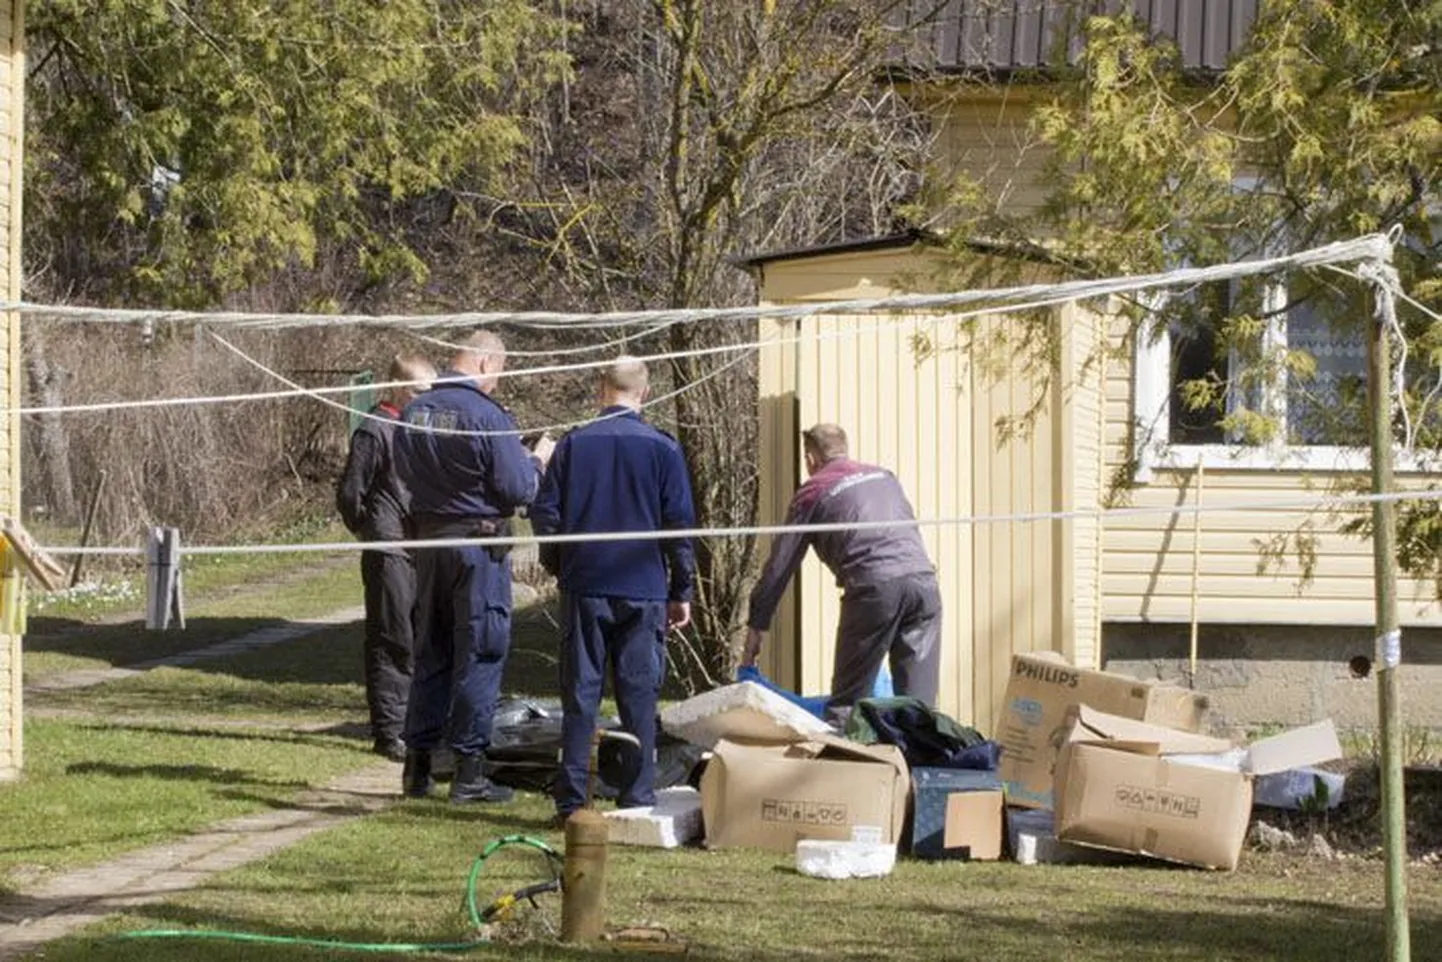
{"left": 530, "top": 407, "right": 696, "bottom": 602}
{"left": 393, "top": 373, "right": 540, "bottom": 524}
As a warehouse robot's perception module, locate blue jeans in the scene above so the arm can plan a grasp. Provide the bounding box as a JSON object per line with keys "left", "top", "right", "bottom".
{"left": 404, "top": 545, "right": 511, "bottom": 756}
{"left": 555, "top": 595, "right": 666, "bottom": 815}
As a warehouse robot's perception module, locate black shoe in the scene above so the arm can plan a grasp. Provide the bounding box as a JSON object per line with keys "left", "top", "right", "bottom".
{"left": 372, "top": 737, "right": 407, "bottom": 763}
{"left": 402, "top": 750, "right": 434, "bottom": 799}
{"left": 448, "top": 754, "right": 514, "bottom": 805}
{"left": 547, "top": 811, "right": 573, "bottom": 831}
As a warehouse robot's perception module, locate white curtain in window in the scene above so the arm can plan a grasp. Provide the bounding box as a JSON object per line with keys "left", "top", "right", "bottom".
{"left": 1286, "top": 303, "right": 1366, "bottom": 444}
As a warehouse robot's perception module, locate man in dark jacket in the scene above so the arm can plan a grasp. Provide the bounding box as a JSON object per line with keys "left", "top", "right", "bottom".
{"left": 336, "top": 354, "right": 436, "bottom": 761}
{"left": 742, "top": 423, "right": 941, "bottom": 723}
{"left": 530, "top": 357, "right": 696, "bottom": 824}
{"left": 392, "top": 330, "right": 553, "bottom": 804}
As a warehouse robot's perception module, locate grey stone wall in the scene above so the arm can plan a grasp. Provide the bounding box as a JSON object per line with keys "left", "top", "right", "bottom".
{"left": 1101, "top": 622, "right": 1442, "bottom": 735}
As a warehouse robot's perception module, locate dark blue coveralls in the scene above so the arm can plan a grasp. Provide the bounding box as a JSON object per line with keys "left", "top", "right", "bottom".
{"left": 529, "top": 407, "right": 696, "bottom": 817}
{"left": 393, "top": 373, "right": 541, "bottom": 768}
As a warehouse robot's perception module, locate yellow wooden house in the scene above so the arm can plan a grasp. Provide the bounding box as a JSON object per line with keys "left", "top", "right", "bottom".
{"left": 0, "top": 0, "right": 22, "bottom": 782}
{"left": 745, "top": 1, "right": 1442, "bottom": 732}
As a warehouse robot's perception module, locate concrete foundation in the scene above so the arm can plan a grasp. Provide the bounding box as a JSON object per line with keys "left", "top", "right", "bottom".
{"left": 1101, "top": 622, "right": 1442, "bottom": 735}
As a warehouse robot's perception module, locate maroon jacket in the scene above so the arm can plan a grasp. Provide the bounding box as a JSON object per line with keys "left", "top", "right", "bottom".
{"left": 747, "top": 457, "right": 934, "bottom": 631}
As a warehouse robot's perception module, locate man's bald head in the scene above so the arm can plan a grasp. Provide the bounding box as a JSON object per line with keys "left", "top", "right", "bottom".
{"left": 452, "top": 329, "right": 506, "bottom": 393}
{"left": 803, "top": 423, "right": 848, "bottom": 462}
{"left": 600, "top": 355, "right": 650, "bottom": 409}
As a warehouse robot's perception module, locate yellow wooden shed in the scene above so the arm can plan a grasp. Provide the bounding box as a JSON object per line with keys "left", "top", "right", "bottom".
{"left": 747, "top": 236, "right": 1105, "bottom": 729}
{"left": 747, "top": 231, "right": 1442, "bottom": 733}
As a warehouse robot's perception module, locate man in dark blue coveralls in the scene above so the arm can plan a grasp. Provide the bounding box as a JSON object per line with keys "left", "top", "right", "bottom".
{"left": 392, "top": 330, "right": 554, "bottom": 804}
{"left": 530, "top": 357, "right": 696, "bottom": 824}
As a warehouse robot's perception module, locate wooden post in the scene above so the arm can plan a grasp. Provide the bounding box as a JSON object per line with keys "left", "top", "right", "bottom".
{"left": 1365, "top": 262, "right": 1410, "bottom": 962}
{"left": 560, "top": 810, "right": 608, "bottom": 942}
{"left": 69, "top": 469, "right": 107, "bottom": 587}
{"left": 1188, "top": 458, "right": 1205, "bottom": 684}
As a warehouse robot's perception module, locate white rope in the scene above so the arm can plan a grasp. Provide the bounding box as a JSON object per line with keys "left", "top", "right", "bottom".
{"left": 2, "top": 233, "right": 1392, "bottom": 330}
{"left": 39, "top": 487, "right": 1442, "bottom": 558}
{"left": 1347, "top": 260, "right": 1414, "bottom": 450}
{"left": 402, "top": 321, "right": 672, "bottom": 358}
{"left": 211, "top": 330, "right": 752, "bottom": 438}
{"left": 6, "top": 234, "right": 1398, "bottom": 418}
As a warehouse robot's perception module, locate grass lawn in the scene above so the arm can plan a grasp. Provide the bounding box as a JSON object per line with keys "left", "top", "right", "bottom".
{"left": 20, "top": 795, "right": 1442, "bottom": 962}
{"left": 0, "top": 717, "right": 374, "bottom": 886}
{"left": 7, "top": 558, "right": 1442, "bottom": 961}
{"left": 22, "top": 554, "right": 362, "bottom": 680}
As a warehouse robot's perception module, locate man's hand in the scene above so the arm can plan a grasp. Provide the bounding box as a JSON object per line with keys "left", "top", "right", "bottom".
{"left": 742, "top": 627, "right": 765, "bottom": 666}
{"left": 530, "top": 433, "right": 557, "bottom": 468}
{"left": 667, "top": 601, "right": 691, "bottom": 630}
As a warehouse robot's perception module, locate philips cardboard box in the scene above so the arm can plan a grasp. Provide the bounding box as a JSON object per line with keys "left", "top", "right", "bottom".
{"left": 997, "top": 653, "right": 1211, "bottom": 809}
{"left": 699, "top": 734, "right": 909, "bottom": 854}
{"left": 1053, "top": 706, "right": 1342, "bottom": 870}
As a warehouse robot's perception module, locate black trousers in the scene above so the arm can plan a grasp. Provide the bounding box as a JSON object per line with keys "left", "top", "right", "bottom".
{"left": 361, "top": 548, "right": 416, "bottom": 744}
{"left": 825, "top": 572, "right": 942, "bottom": 723}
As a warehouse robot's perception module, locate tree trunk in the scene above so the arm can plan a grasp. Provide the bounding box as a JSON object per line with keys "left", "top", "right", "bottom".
{"left": 26, "top": 348, "right": 79, "bottom": 524}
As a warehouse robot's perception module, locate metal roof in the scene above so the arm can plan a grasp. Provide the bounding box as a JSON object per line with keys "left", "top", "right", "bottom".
{"left": 891, "top": 0, "right": 1259, "bottom": 76}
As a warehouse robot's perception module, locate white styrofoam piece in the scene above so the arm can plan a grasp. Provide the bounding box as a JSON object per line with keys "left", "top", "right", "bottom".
{"left": 659, "top": 681, "right": 832, "bottom": 749}
{"left": 1167, "top": 748, "right": 1248, "bottom": 773}
{"left": 795, "top": 839, "right": 897, "bottom": 880}
{"left": 605, "top": 787, "right": 704, "bottom": 848}
{"left": 1013, "top": 829, "right": 1138, "bottom": 866}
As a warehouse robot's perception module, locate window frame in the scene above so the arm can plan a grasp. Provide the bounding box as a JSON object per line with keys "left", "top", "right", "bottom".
{"left": 1131, "top": 281, "right": 1436, "bottom": 483}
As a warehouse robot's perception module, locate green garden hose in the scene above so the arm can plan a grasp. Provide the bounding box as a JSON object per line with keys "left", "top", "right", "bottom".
{"left": 120, "top": 834, "right": 563, "bottom": 955}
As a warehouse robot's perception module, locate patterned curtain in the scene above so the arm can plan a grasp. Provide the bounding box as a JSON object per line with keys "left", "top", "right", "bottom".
{"left": 1286, "top": 299, "right": 1367, "bottom": 446}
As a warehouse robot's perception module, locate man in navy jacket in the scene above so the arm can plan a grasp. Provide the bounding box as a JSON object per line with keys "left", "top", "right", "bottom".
{"left": 393, "top": 330, "right": 553, "bottom": 804}
{"left": 530, "top": 357, "right": 696, "bottom": 823}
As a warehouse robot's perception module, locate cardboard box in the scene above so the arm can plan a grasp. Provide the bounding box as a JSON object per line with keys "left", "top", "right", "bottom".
{"left": 910, "top": 767, "right": 1002, "bottom": 859}
{"left": 997, "top": 653, "right": 1211, "bottom": 809}
{"left": 941, "top": 790, "right": 1004, "bottom": 861}
{"left": 1053, "top": 706, "right": 1342, "bottom": 870}
{"left": 698, "top": 734, "right": 908, "bottom": 853}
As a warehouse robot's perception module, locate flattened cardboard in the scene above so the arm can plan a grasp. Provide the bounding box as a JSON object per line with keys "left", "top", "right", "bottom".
{"left": 1247, "top": 720, "right": 1342, "bottom": 776}
{"left": 699, "top": 734, "right": 908, "bottom": 854}
{"left": 941, "top": 790, "right": 1004, "bottom": 861}
{"left": 997, "top": 653, "right": 1211, "bottom": 809}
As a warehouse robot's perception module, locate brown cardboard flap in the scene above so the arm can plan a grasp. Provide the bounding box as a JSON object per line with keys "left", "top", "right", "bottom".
{"left": 1069, "top": 705, "right": 1235, "bottom": 756}
{"left": 1247, "top": 720, "right": 1342, "bottom": 775}
{"left": 782, "top": 734, "right": 906, "bottom": 770}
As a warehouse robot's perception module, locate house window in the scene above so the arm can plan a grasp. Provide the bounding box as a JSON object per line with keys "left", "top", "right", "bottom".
{"left": 1133, "top": 272, "right": 1371, "bottom": 477}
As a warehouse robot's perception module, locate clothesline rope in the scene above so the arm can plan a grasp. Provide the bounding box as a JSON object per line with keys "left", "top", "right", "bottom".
{"left": 38, "top": 487, "right": 1442, "bottom": 558}
{"left": 2, "top": 234, "right": 1397, "bottom": 422}
{"left": 1, "top": 233, "right": 1388, "bottom": 331}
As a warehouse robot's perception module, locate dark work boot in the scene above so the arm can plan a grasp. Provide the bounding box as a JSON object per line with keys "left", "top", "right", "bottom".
{"left": 402, "top": 750, "right": 434, "bottom": 799}
{"left": 448, "top": 754, "right": 514, "bottom": 804}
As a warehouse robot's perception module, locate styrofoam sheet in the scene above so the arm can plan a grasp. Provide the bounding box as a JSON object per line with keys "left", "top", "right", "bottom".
{"left": 660, "top": 681, "right": 832, "bottom": 749}
{"left": 795, "top": 839, "right": 896, "bottom": 879}
{"left": 605, "top": 787, "right": 704, "bottom": 848}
